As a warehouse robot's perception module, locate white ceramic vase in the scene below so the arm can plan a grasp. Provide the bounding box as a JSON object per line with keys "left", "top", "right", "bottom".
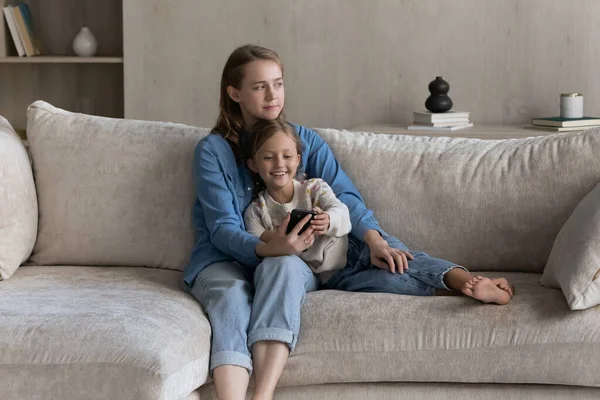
{"left": 72, "top": 26, "right": 97, "bottom": 57}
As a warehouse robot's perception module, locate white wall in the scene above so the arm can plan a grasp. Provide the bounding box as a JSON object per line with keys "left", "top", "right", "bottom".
{"left": 124, "top": 0, "right": 600, "bottom": 129}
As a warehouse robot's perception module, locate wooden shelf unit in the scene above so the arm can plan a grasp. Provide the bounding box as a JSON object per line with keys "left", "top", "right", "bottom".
{"left": 0, "top": 0, "right": 123, "bottom": 131}
{"left": 0, "top": 56, "right": 123, "bottom": 63}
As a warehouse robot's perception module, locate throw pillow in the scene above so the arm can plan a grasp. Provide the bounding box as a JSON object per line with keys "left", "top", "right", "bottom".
{"left": 540, "top": 182, "right": 600, "bottom": 310}
{"left": 0, "top": 117, "right": 37, "bottom": 279}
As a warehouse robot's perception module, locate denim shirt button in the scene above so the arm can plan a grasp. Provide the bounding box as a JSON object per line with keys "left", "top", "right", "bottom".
{"left": 247, "top": 187, "right": 251, "bottom": 191}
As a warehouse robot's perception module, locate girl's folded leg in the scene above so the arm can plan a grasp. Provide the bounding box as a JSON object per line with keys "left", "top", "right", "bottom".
{"left": 248, "top": 255, "right": 319, "bottom": 351}
{"left": 248, "top": 255, "right": 319, "bottom": 399}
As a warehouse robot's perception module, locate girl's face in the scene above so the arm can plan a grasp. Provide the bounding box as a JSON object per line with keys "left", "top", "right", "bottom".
{"left": 228, "top": 60, "right": 284, "bottom": 129}
{"left": 248, "top": 132, "right": 300, "bottom": 193}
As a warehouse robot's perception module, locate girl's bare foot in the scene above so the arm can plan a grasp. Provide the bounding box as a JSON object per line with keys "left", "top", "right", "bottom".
{"left": 461, "top": 276, "right": 512, "bottom": 305}
{"left": 491, "top": 277, "right": 515, "bottom": 298}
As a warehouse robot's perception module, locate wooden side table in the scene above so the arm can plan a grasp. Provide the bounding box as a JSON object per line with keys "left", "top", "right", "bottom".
{"left": 349, "top": 124, "right": 576, "bottom": 140}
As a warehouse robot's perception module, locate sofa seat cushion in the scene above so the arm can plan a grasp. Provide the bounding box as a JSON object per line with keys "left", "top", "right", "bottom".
{"left": 0, "top": 266, "right": 210, "bottom": 400}
{"left": 281, "top": 272, "right": 600, "bottom": 388}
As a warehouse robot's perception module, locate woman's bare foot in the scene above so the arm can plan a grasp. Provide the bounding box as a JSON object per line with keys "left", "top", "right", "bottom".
{"left": 491, "top": 277, "right": 515, "bottom": 298}
{"left": 461, "top": 276, "right": 512, "bottom": 305}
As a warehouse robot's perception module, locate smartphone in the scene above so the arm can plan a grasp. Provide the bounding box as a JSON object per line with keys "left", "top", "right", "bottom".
{"left": 286, "top": 208, "right": 317, "bottom": 235}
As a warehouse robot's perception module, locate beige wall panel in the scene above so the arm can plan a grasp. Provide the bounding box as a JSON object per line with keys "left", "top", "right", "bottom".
{"left": 124, "top": 0, "right": 599, "bottom": 128}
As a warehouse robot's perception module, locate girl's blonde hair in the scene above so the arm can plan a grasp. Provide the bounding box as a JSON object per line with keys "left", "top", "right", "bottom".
{"left": 214, "top": 44, "right": 284, "bottom": 157}
{"left": 245, "top": 119, "right": 303, "bottom": 199}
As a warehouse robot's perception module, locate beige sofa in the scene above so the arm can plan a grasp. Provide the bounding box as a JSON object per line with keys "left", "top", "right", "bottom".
{"left": 1, "top": 101, "right": 599, "bottom": 400}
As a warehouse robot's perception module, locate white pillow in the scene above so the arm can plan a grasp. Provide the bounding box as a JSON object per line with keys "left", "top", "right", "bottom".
{"left": 0, "top": 116, "right": 37, "bottom": 279}
{"left": 541, "top": 182, "right": 600, "bottom": 310}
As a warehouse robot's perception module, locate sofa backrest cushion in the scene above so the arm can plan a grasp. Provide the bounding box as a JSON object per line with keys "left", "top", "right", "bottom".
{"left": 27, "top": 101, "right": 209, "bottom": 271}
{"left": 26, "top": 100, "right": 600, "bottom": 274}
{"left": 317, "top": 127, "right": 600, "bottom": 273}
{"left": 0, "top": 117, "right": 37, "bottom": 279}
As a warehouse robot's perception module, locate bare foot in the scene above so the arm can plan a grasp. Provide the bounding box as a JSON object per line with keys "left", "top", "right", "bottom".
{"left": 491, "top": 277, "right": 515, "bottom": 298}
{"left": 461, "top": 275, "right": 480, "bottom": 297}
{"left": 461, "top": 276, "right": 512, "bottom": 305}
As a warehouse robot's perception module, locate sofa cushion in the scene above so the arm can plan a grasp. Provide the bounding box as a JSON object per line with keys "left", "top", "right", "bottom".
{"left": 0, "top": 266, "right": 211, "bottom": 400}
{"left": 26, "top": 101, "right": 210, "bottom": 270}
{"left": 318, "top": 128, "right": 600, "bottom": 273}
{"left": 541, "top": 182, "right": 600, "bottom": 310}
{"left": 0, "top": 116, "right": 37, "bottom": 280}
{"left": 281, "top": 272, "right": 600, "bottom": 388}
{"left": 199, "top": 382, "right": 600, "bottom": 400}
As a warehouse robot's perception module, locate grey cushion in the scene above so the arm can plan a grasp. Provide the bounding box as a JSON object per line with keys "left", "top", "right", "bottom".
{"left": 0, "top": 266, "right": 211, "bottom": 400}
{"left": 26, "top": 101, "right": 210, "bottom": 270}
{"left": 0, "top": 116, "right": 37, "bottom": 280}
{"left": 199, "top": 382, "right": 600, "bottom": 400}
{"left": 318, "top": 128, "right": 600, "bottom": 273}
{"left": 541, "top": 182, "right": 600, "bottom": 309}
{"left": 280, "top": 272, "right": 600, "bottom": 388}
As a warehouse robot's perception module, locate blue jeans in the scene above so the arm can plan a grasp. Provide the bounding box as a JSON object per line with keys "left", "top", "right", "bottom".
{"left": 323, "top": 235, "right": 465, "bottom": 295}
{"left": 186, "top": 255, "right": 319, "bottom": 373}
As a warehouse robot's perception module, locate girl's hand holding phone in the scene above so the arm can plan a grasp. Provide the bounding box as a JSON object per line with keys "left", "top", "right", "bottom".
{"left": 310, "top": 207, "right": 330, "bottom": 235}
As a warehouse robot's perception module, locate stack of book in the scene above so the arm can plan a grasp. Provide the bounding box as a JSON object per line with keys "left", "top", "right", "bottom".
{"left": 523, "top": 117, "right": 600, "bottom": 132}
{"left": 408, "top": 111, "right": 473, "bottom": 131}
{"left": 3, "top": 3, "right": 41, "bottom": 57}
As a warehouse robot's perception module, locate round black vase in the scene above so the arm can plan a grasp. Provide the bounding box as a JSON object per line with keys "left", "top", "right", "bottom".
{"left": 425, "top": 76, "right": 453, "bottom": 113}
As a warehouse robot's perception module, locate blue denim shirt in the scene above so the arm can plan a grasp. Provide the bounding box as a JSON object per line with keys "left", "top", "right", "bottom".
{"left": 183, "top": 124, "right": 387, "bottom": 286}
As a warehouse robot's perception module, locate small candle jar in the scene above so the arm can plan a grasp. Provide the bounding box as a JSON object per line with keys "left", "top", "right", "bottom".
{"left": 560, "top": 93, "right": 584, "bottom": 118}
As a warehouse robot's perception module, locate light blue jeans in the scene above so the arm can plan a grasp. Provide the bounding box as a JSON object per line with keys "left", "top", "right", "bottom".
{"left": 186, "top": 255, "right": 319, "bottom": 373}
{"left": 323, "top": 234, "right": 465, "bottom": 295}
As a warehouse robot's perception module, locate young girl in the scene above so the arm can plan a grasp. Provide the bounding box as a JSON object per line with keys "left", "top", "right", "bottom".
{"left": 244, "top": 120, "right": 516, "bottom": 303}
{"left": 243, "top": 119, "right": 352, "bottom": 284}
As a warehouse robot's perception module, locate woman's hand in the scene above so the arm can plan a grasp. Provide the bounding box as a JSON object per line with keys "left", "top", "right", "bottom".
{"left": 256, "top": 214, "right": 316, "bottom": 257}
{"left": 259, "top": 230, "right": 276, "bottom": 243}
{"left": 364, "top": 230, "right": 414, "bottom": 274}
{"left": 310, "top": 207, "right": 330, "bottom": 235}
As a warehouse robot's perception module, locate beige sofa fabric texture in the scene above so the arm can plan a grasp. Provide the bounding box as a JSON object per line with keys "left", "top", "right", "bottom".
{"left": 318, "top": 127, "right": 600, "bottom": 273}
{"left": 0, "top": 266, "right": 211, "bottom": 400}
{"left": 199, "top": 382, "right": 600, "bottom": 400}
{"left": 541, "top": 182, "right": 600, "bottom": 310}
{"left": 26, "top": 101, "right": 210, "bottom": 270}
{"left": 0, "top": 116, "right": 37, "bottom": 280}
{"left": 280, "top": 273, "right": 600, "bottom": 388}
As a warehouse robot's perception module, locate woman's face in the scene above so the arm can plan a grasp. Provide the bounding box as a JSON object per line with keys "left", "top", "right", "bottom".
{"left": 228, "top": 60, "right": 284, "bottom": 129}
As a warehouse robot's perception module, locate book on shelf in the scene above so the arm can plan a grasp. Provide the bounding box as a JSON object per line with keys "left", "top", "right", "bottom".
{"left": 407, "top": 123, "right": 474, "bottom": 131}
{"left": 413, "top": 120, "right": 470, "bottom": 127}
{"left": 3, "top": 6, "right": 25, "bottom": 56}
{"left": 19, "top": 3, "right": 41, "bottom": 55}
{"left": 413, "top": 110, "right": 471, "bottom": 123}
{"left": 531, "top": 117, "right": 600, "bottom": 128}
{"left": 3, "top": 3, "right": 40, "bottom": 57}
{"left": 12, "top": 5, "right": 35, "bottom": 56}
{"left": 523, "top": 124, "right": 599, "bottom": 133}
